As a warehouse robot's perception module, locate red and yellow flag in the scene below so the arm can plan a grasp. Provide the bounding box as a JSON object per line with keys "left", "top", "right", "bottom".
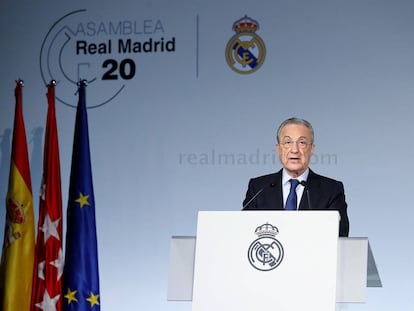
{"left": 0, "top": 80, "right": 35, "bottom": 310}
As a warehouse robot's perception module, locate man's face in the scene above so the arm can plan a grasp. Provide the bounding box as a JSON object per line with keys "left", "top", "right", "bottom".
{"left": 276, "top": 123, "right": 315, "bottom": 177}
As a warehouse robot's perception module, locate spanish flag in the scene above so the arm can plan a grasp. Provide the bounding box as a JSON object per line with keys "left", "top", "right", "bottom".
{"left": 0, "top": 80, "right": 35, "bottom": 311}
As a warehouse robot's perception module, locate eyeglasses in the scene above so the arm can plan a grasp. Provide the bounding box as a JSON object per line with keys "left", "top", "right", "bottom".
{"left": 279, "top": 140, "right": 312, "bottom": 149}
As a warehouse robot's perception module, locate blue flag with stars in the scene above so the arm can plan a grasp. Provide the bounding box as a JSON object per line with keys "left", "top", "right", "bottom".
{"left": 62, "top": 81, "right": 100, "bottom": 311}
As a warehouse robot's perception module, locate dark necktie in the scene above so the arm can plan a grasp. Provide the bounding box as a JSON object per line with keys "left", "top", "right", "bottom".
{"left": 285, "top": 179, "right": 300, "bottom": 210}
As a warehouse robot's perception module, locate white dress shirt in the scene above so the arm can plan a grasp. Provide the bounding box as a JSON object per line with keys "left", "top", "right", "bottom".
{"left": 282, "top": 168, "right": 309, "bottom": 209}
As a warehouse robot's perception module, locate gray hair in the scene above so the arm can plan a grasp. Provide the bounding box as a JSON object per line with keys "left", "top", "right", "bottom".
{"left": 276, "top": 117, "right": 314, "bottom": 144}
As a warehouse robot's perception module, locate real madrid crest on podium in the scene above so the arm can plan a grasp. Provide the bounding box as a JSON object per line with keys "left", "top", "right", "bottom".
{"left": 225, "top": 15, "right": 266, "bottom": 74}
{"left": 248, "top": 223, "right": 284, "bottom": 271}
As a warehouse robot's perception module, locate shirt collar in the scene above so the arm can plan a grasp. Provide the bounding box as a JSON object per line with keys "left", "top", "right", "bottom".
{"left": 282, "top": 168, "right": 310, "bottom": 186}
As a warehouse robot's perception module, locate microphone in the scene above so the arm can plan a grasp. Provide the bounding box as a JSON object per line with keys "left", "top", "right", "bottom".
{"left": 243, "top": 182, "right": 276, "bottom": 210}
{"left": 300, "top": 180, "right": 312, "bottom": 210}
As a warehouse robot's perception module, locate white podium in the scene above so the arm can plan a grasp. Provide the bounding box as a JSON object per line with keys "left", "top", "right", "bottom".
{"left": 167, "top": 211, "right": 381, "bottom": 311}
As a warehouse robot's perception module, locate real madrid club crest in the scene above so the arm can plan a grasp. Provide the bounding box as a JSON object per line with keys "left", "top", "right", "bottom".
{"left": 225, "top": 15, "right": 266, "bottom": 74}
{"left": 248, "top": 223, "right": 284, "bottom": 271}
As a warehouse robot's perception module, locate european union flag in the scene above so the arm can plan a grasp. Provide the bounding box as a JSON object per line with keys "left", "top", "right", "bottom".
{"left": 62, "top": 81, "right": 100, "bottom": 311}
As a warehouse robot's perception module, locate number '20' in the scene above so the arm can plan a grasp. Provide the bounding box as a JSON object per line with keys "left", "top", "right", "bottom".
{"left": 102, "top": 59, "right": 136, "bottom": 80}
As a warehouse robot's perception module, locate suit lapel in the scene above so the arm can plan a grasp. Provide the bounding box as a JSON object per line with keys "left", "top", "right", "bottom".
{"left": 266, "top": 170, "right": 284, "bottom": 210}
{"left": 299, "top": 169, "right": 320, "bottom": 210}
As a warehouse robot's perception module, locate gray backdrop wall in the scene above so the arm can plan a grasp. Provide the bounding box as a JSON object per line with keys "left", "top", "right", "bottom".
{"left": 0, "top": 0, "right": 413, "bottom": 310}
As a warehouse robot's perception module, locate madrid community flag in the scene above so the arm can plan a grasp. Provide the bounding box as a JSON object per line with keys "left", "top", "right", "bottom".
{"left": 0, "top": 80, "right": 35, "bottom": 310}
{"left": 62, "top": 81, "right": 100, "bottom": 311}
{"left": 31, "top": 82, "right": 63, "bottom": 311}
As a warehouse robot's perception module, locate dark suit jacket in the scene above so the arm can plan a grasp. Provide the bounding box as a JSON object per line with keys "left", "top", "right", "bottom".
{"left": 242, "top": 169, "right": 349, "bottom": 237}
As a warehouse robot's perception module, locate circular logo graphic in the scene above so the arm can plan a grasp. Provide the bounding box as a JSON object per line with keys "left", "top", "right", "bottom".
{"left": 225, "top": 16, "right": 266, "bottom": 74}
{"left": 39, "top": 9, "right": 180, "bottom": 108}
{"left": 39, "top": 9, "right": 128, "bottom": 108}
{"left": 247, "top": 223, "right": 284, "bottom": 271}
{"left": 248, "top": 236, "right": 284, "bottom": 271}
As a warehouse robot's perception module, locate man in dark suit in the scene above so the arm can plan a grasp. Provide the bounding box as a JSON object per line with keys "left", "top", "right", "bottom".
{"left": 243, "top": 117, "right": 349, "bottom": 237}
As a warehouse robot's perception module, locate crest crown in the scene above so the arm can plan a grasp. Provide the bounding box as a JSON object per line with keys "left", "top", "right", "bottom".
{"left": 232, "top": 15, "right": 259, "bottom": 33}
{"left": 255, "top": 223, "right": 278, "bottom": 237}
